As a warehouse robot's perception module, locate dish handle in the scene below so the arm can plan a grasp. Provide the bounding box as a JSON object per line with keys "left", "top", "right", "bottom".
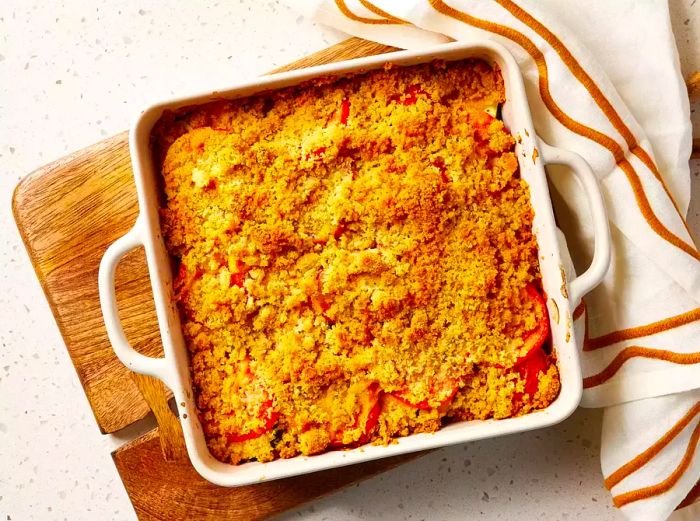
{"left": 539, "top": 141, "right": 611, "bottom": 306}
{"left": 98, "top": 224, "right": 171, "bottom": 384}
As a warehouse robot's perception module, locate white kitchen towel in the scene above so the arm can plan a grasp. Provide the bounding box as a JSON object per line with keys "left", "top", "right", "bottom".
{"left": 284, "top": 0, "right": 700, "bottom": 519}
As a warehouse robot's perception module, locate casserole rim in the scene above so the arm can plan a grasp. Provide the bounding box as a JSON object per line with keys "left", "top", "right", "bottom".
{"left": 99, "top": 39, "right": 610, "bottom": 487}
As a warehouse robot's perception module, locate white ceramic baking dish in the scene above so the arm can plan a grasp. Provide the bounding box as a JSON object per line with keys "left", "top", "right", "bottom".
{"left": 98, "top": 40, "right": 611, "bottom": 487}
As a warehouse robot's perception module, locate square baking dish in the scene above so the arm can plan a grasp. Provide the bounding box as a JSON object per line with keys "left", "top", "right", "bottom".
{"left": 99, "top": 40, "right": 611, "bottom": 486}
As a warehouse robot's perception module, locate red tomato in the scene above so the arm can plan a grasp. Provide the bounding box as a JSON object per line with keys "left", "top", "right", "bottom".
{"left": 514, "top": 347, "right": 549, "bottom": 397}
{"left": 230, "top": 272, "right": 245, "bottom": 288}
{"left": 388, "top": 84, "right": 427, "bottom": 106}
{"left": 228, "top": 259, "right": 247, "bottom": 288}
{"left": 173, "top": 264, "right": 202, "bottom": 302}
{"left": 520, "top": 283, "right": 550, "bottom": 357}
{"left": 329, "top": 382, "right": 381, "bottom": 448}
{"left": 471, "top": 111, "right": 495, "bottom": 142}
{"left": 333, "top": 221, "right": 346, "bottom": 240}
{"left": 432, "top": 157, "right": 450, "bottom": 184}
{"left": 512, "top": 283, "right": 551, "bottom": 399}
{"left": 304, "top": 146, "right": 326, "bottom": 160}
{"left": 226, "top": 402, "right": 279, "bottom": 443}
{"left": 340, "top": 98, "right": 350, "bottom": 125}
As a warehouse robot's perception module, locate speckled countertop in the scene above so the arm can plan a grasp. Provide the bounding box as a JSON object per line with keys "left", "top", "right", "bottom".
{"left": 1, "top": 2, "right": 698, "bottom": 520}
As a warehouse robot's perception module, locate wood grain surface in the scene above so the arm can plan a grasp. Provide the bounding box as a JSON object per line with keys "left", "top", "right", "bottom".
{"left": 113, "top": 429, "right": 420, "bottom": 521}
{"left": 131, "top": 373, "right": 187, "bottom": 462}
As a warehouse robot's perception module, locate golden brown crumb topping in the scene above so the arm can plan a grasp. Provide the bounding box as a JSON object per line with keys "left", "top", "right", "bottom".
{"left": 154, "top": 59, "right": 560, "bottom": 465}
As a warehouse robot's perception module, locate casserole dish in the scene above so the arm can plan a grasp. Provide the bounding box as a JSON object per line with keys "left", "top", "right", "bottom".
{"left": 98, "top": 40, "right": 611, "bottom": 486}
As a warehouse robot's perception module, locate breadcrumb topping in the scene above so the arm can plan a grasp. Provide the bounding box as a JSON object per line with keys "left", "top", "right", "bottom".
{"left": 154, "top": 59, "right": 560, "bottom": 465}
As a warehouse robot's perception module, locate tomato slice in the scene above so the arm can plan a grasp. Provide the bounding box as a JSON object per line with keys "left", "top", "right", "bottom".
{"left": 388, "top": 84, "right": 427, "bottom": 106}
{"left": 471, "top": 110, "right": 495, "bottom": 128}
{"left": 173, "top": 263, "right": 202, "bottom": 302}
{"left": 226, "top": 401, "right": 279, "bottom": 443}
{"left": 514, "top": 348, "right": 549, "bottom": 397}
{"left": 222, "top": 357, "right": 279, "bottom": 443}
{"left": 513, "top": 283, "right": 551, "bottom": 399}
{"left": 521, "top": 283, "right": 550, "bottom": 357}
{"left": 470, "top": 110, "right": 495, "bottom": 143}
{"left": 339, "top": 98, "right": 350, "bottom": 125}
{"left": 230, "top": 272, "right": 245, "bottom": 288}
{"left": 355, "top": 396, "right": 382, "bottom": 445}
{"left": 333, "top": 221, "right": 346, "bottom": 240}
{"left": 228, "top": 259, "right": 248, "bottom": 288}
{"left": 391, "top": 379, "right": 459, "bottom": 411}
{"left": 432, "top": 157, "right": 450, "bottom": 184}
{"left": 329, "top": 382, "right": 381, "bottom": 448}
{"left": 304, "top": 146, "right": 326, "bottom": 161}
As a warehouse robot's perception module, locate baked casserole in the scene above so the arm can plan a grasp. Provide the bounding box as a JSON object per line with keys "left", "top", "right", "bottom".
{"left": 152, "top": 59, "right": 560, "bottom": 465}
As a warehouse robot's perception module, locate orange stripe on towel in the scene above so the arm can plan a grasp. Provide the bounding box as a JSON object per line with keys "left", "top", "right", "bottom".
{"left": 633, "top": 146, "right": 691, "bottom": 233}
{"left": 426, "top": 0, "right": 699, "bottom": 262}
{"left": 584, "top": 308, "right": 700, "bottom": 351}
{"left": 604, "top": 402, "right": 700, "bottom": 490}
{"left": 493, "top": 0, "right": 687, "bottom": 219}
{"left": 358, "top": 0, "right": 407, "bottom": 24}
{"left": 583, "top": 347, "right": 700, "bottom": 389}
{"left": 617, "top": 159, "right": 699, "bottom": 262}
{"left": 612, "top": 417, "right": 700, "bottom": 507}
{"left": 335, "top": 0, "right": 401, "bottom": 24}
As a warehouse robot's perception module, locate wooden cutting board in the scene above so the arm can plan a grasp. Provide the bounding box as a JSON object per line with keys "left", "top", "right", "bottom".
{"left": 12, "top": 35, "right": 700, "bottom": 519}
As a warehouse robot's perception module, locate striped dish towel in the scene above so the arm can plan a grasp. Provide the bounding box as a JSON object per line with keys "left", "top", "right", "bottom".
{"left": 284, "top": 1, "right": 700, "bottom": 519}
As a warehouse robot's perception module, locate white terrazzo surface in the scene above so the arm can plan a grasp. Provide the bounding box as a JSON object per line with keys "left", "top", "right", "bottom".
{"left": 1, "top": 1, "right": 698, "bottom": 520}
